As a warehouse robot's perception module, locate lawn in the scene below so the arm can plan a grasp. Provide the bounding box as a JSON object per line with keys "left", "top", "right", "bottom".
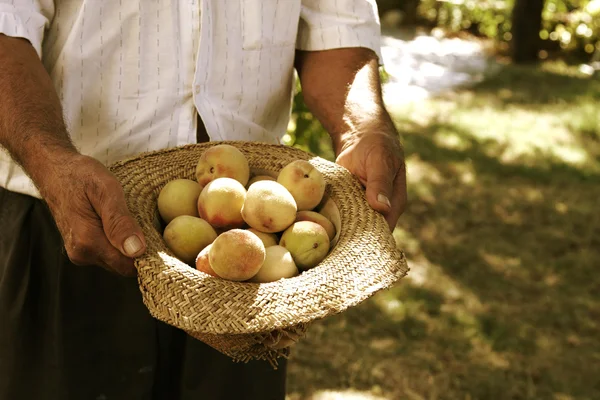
{"left": 285, "top": 60, "right": 600, "bottom": 400}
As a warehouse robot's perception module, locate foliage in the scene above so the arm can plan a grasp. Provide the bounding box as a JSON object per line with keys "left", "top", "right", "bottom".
{"left": 285, "top": 79, "right": 335, "bottom": 162}
{"left": 414, "top": 0, "right": 600, "bottom": 60}
{"left": 419, "top": 0, "right": 514, "bottom": 41}
{"left": 540, "top": 0, "right": 600, "bottom": 58}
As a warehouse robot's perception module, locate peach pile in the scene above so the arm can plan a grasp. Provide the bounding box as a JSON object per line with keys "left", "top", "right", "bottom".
{"left": 156, "top": 144, "right": 336, "bottom": 283}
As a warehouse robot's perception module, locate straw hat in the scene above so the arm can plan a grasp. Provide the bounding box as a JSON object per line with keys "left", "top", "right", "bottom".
{"left": 109, "top": 141, "right": 409, "bottom": 367}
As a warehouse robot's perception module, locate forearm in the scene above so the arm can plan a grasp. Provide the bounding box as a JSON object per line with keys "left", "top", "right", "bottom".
{"left": 0, "top": 34, "right": 78, "bottom": 188}
{"left": 294, "top": 47, "right": 397, "bottom": 154}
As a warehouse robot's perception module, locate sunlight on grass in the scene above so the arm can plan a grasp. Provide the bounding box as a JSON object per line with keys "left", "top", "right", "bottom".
{"left": 433, "top": 129, "right": 471, "bottom": 151}
{"left": 402, "top": 101, "right": 593, "bottom": 169}
{"left": 393, "top": 60, "right": 600, "bottom": 174}
{"left": 287, "top": 389, "right": 390, "bottom": 400}
{"left": 403, "top": 155, "right": 443, "bottom": 203}
{"left": 288, "top": 60, "right": 600, "bottom": 400}
{"left": 479, "top": 250, "right": 523, "bottom": 278}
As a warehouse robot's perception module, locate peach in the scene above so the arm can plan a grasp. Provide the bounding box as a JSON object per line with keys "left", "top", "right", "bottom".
{"left": 249, "top": 246, "right": 298, "bottom": 283}
{"left": 157, "top": 179, "right": 202, "bottom": 224}
{"left": 280, "top": 221, "right": 330, "bottom": 270}
{"left": 316, "top": 196, "right": 341, "bottom": 246}
{"left": 195, "top": 244, "right": 219, "bottom": 277}
{"left": 247, "top": 175, "right": 276, "bottom": 187}
{"left": 195, "top": 144, "right": 250, "bottom": 188}
{"left": 241, "top": 181, "right": 297, "bottom": 233}
{"left": 163, "top": 216, "right": 217, "bottom": 265}
{"left": 317, "top": 197, "right": 338, "bottom": 223}
{"left": 198, "top": 177, "right": 246, "bottom": 229}
{"left": 247, "top": 228, "right": 278, "bottom": 248}
{"left": 209, "top": 229, "right": 266, "bottom": 281}
{"left": 295, "top": 210, "right": 336, "bottom": 242}
{"left": 277, "top": 160, "right": 325, "bottom": 211}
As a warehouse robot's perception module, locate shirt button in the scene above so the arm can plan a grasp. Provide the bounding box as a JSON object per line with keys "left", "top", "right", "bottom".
{"left": 194, "top": 85, "right": 201, "bottom": 94}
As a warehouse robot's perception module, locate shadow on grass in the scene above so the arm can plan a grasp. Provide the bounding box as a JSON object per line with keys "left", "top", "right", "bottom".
{"left": 400, "top": 119, "right": 600, "bottom": 184}
{"left": 287, "top": 118, "right": 600, "bottom": 399}
{"left": 467, "top": 63, "right": 600, "bottom": 107}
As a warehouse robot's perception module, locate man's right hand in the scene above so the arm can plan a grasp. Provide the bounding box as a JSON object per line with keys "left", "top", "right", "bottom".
{"left": 39, "top": 152, "right": 147, "bottom": 276}
{"left": 0, "top": 35, "right": 145, "bottom": 275}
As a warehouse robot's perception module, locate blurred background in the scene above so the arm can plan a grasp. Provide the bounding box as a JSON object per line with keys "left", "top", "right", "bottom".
{"left": 285, "top": 1, "right": 600, "bottom": 399}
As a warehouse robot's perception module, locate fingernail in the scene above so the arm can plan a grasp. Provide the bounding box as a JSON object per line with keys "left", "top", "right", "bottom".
{"left": 123, "top": 235, "right": 143, "bottom": 257}
{"left": 378, "top": 193, "right": 391, "bottom": 208}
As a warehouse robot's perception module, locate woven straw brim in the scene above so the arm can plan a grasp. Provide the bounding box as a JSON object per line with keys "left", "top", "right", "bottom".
{"left": 109, "top": 141, "right": 409, "bottom": 363}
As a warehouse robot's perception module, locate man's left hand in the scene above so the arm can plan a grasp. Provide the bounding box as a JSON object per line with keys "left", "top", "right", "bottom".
{"left": 335, "top": 131, "right": 407, "bottom": 230}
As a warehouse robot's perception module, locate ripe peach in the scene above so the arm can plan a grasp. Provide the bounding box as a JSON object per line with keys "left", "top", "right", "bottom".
{"left": 197, "top": 177, "right": 246, "bottom": 229}
{"left": 195, "top": 144, "right": 250, "bottom": 188}
{"left": 195, "top": 244, "right": 218, "bottom": 277}
{"left": 247, "top": 175, "right": 276, "bottom": 187}
{"left": 295, "top": 210, "right": 336, "bottom": 241}
{"left": 209, "top": 229, "right": 266, "bottom": 281}
{"left": 316, "top": 196, "right": 341, "bottom": 246}
{"left": 241, "top": 181, "right": 297, "bottom": 233}
{"left": 247, "top": 228, "right": 278, "bottom": 248}
{"left": 277, "top": 160, "right": 325, "bottom": 211}
{"left": 249, "top": 246, "right": 298, "bottom": 283}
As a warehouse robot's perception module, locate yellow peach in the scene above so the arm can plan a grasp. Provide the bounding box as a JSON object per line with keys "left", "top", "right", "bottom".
{"left": 247, "top": 228, "right": 279, "bottom": 248}
{"left": 247, "top": 175, "right": 276, "bottom": 188}
{"left": 195, "top": 144, "right": 250, "bottom": 188}
{"left": 277, "top": 160, "right": 325, "bottom": 211}
{"left": 280, "top": 221, "right": 330, "bottom": 270}
{"left": 249, "top": 245, "right": 299, "bottom": 283}
{"left": 157, "top": 179, "right": 202, "bottom": 224}
{"left": 241, "top": 181, "right": 297, "bottom": 233}
{"left": 163, "top": 216, "right": 217, "bottom": 265}
{"left": 295, "top": 210, "right": 336, "bottom": 242}
{"left": 197, "top": 177, "right": 246, "bottom": 229}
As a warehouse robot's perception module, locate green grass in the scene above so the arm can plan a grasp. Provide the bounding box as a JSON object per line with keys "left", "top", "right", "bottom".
{"left": 285, "top": 61, "right": 600, "bottom": 400}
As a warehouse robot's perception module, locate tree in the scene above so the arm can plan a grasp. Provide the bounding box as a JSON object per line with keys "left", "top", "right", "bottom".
{"left": 376, "top": 0, "right": 420, "bottom": 26}
{"left": 511, "top": 0, "right": 546, "bottom": 63}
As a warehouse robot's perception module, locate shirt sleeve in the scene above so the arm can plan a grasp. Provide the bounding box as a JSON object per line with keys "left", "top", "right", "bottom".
{"left": 296, "top": 0, "right": 383, "bottom": 62}
{"left": 0, "top": 1, "right": 54, "bottom": 59}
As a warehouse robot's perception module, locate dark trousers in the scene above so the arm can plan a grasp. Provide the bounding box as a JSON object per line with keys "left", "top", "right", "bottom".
{"left": 0, "top": 187, "right": 287, "bottom": 400}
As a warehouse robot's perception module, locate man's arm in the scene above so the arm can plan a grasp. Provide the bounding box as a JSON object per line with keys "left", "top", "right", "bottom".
{"left": 0, "top": 35, "right": 76, "bottom": 180}
{"left": 0, "top": 34, "right": 145, "bottom": 275}
{"left": 294, "top": 47, "right": 407, "bottom": 229}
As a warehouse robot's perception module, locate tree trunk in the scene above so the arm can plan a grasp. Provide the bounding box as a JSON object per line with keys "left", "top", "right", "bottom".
{"left": 402, "top": 0, "right": 420, "bottom": 26}
{"left": 511, "top": 0, "right": 546, "bottom": 63}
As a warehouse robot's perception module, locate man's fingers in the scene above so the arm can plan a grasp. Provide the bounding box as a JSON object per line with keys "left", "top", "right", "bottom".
{"left": 92, "top": 180, "right": 147, "bottom": 259}
{"left": 97, "top": 243, "right": 138, "bottom": 277}
{"left": 365, "top": 150, "right": 397, "bottom": 214}
{"left": 385, "top": 165, "right": 408, "bottom": 230}
{"left": 106, "top": 212, "right": 145, "bottom": 258}
{"left": 64, "top": 224, "right": 136, "bottom": 276}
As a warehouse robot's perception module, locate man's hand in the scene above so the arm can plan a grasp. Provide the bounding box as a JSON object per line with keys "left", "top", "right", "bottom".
{"left": 40, "top": 153, "right": 147, "bottom": 276}
{"left": 336, "top": 131, "right": 407, "bottom": 230}
{"left": 0, "top": 35, "right": 146, "bottom": 276}
{"left": 294, "top": 47, "right": 407, "bottom": 230}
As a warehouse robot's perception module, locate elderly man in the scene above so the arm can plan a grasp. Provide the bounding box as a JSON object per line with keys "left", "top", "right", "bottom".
{"left": 0, "top": 1, "right": 406, "bottom": 399}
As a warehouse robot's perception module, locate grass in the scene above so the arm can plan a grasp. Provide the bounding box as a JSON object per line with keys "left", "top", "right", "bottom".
{"left": 285, "top": 60, "right": 600, "bottom": 400}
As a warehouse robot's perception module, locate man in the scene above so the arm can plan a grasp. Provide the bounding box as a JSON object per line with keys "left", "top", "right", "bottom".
{"left": 0, "top": 1, "right": 406, "bottom": 399}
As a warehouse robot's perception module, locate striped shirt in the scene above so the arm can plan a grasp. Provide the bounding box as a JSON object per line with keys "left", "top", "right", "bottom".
{"left": 0, "top": 0, "right": 382, "bottom": 198}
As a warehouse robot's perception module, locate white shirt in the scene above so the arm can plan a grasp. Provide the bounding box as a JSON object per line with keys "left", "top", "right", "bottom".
{"left": 0, "top": 0, "right": 382, "bottom": 199}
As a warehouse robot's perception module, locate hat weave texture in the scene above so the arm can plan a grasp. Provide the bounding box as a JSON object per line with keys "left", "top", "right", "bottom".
{"left": 109, "top": 141, "right": 409, "bottom": 365}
